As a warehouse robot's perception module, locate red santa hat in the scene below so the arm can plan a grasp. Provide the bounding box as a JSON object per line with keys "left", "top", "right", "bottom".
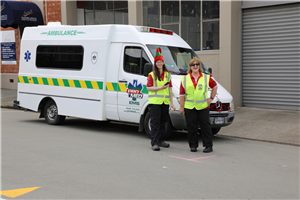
{"left": 154, "top": 47, "right": 164, "bottom": 63}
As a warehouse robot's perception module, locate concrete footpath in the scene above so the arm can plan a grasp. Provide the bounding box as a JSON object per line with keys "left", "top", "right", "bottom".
{"left": 1, "top": 88, "right": 299, "bottom": 146}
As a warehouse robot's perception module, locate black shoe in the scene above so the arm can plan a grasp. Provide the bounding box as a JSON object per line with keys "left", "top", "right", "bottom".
{"left": 152, "top": 145, "right": 160, "bottom": 151}
{"left": 190, "top": 147, "right": 197, "bottom": 152}
{"left": 203, "top": 146, "right": 213, "bottom": 153}
{"left": 159, "top": 141, "right": 170, "bottom": 148}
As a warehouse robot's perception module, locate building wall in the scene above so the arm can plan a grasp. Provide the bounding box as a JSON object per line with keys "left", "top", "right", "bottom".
{"left": 219, "top": 1, "right": 241, "bottom": 107}
{"left": 44, "top": 1, "right": 61, "bottom": 24}
{"left": 61, "top": 1, "right": 77, "bottom": 25}
{"left": 128, "top": 0, "right": 143, "bottom": 26}
{"left": 196, "top": 51, "right": 220, "bottom": 81}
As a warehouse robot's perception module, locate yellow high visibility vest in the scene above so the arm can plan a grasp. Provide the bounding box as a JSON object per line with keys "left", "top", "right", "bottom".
{"left": 181, "top": 73, "right": 209, "bottom": 110}
{"left": 148, "top": 71, "right": 171, "bottom": 105}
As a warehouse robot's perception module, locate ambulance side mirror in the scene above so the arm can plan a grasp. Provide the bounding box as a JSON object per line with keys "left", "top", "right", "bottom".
{"left": 143, "top": 63, "right": 153, "bottom": 77}
{"left": 208, "top": 68, "right": 212, "bottom": 74}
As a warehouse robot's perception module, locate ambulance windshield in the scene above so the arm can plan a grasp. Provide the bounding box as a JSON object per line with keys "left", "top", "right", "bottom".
{"left": 147, "top": 45, "right": 209, "bottom": 75}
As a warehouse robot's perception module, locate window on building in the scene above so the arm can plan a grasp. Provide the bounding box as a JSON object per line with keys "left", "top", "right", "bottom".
{"left": 36, "top": 46, "right": 84, "bottom": 70}
{"left": 124, "top": 47, "right": 151, "bottom": 75}
{"left": 181, "top": 1, "right": 201, "bottom": 50}
{"left": 84, "top": 1, "right": 128, "bottom": 25}
{"left": 143, "top": 1, "right": 160, "bottom": 28}
{"left": 203, "top": 21, "right": 219, "bottom": 50}
{"left": 143, "top": 1, "right": 219, "bottom": 51}
{"left": 202, "top": 1, "right": 219, "bottom": 50}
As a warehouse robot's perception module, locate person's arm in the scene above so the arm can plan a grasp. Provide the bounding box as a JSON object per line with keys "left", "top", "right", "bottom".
{"left": 207, "top": 75, "right": 218, "bottom": 104}
{"left": 207, "top": 86, "right": 218, "bottom": 105}
{"left": 146, "top": 74, "right": 169, "bottom": 91}
{"left": 179, "top": 96, "right": 185, "bottom": 114}
{"left": 147, "top": 84, "right": 168, "bottom": 91}
{"left": 169, "top": 87, "right": 176, "bottom": 111}
{"left": 179, "top": 82, "right": 185, "bottom": 114}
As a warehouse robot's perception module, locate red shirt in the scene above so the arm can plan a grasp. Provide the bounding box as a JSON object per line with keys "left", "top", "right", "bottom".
{"left": 146, "top": 71, "right": 173, "bottom": 88}
{"left": 180, "top": 72, "right": 218, "bottom": 109}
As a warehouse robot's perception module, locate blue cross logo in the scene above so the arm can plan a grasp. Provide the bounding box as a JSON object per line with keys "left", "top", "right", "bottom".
{"left": 24, "top": 50, "right": 31, "bottom": 62}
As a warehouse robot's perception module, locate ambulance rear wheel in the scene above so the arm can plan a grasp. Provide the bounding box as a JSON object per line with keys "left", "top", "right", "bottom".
{"left": 44, "top": 100, "right": 65, "bottom": 125}
{"left": 144, "top": 112, "right": 173, "bottom": 139}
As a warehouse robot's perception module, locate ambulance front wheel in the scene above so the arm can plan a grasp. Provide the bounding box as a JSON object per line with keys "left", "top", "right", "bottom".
{"left": 144, "top": 111, "right": 174, "bottom": 139}
{"left": 44, "top": 100, "right": 66, "bottom": 125}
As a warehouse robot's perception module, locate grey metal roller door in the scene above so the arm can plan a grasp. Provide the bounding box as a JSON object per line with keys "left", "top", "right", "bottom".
{"left": 242, "top": 3, "right": 300, "bottom": 110}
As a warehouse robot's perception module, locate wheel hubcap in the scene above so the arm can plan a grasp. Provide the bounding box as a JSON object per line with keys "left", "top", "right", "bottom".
{"left": 47, "top": 105, "right": 57, "bottom": 120}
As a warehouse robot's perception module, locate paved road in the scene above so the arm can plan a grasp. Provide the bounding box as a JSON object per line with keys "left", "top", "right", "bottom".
{"left": 1, "top": 108, "right": 299, "bottom": 199}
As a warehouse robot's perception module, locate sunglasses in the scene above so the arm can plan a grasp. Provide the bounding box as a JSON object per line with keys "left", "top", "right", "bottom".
{"left": 190, "top": 63, "right": 200, "bottom": 66}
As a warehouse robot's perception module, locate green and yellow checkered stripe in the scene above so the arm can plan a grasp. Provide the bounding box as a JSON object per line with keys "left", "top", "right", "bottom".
{"left": 18, "top": 76, "right": 148, "bottom": 93}
{"left": 18, "top": 76, "right": 103, "bottom": 90}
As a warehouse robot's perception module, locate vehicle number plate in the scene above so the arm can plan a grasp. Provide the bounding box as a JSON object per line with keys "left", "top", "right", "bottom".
{"left": 214, "top": 117, "right": 225, "bottom": 125}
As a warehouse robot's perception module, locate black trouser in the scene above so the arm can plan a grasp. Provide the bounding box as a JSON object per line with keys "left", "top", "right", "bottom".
{"left": 184, "top": 108, "right": 213, "bottom": 148}
{"left": 149, "top": 104, "right": 169, "bottom": 146}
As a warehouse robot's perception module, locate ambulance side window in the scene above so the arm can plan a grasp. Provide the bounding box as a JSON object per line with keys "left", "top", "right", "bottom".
{"left": 124, "top": 47, "right": 150, "bottom": 75}
{"left": 36, "top": 45, "right": 84, "bottom": 70}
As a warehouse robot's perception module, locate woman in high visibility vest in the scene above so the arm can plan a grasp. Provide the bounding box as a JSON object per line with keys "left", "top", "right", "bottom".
{"left": 146, "top": 47, "right": 176, "bottom": 151}
{"left": 179, "top": 57, "right": 218, "bottom": 153}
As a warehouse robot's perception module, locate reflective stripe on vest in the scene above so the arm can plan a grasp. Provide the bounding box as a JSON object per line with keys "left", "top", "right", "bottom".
{"left": 148, "top": 72, "right": 171, "bottom": 104}
{"left": 182, "top": 73, "right": 209, "bottom": 110}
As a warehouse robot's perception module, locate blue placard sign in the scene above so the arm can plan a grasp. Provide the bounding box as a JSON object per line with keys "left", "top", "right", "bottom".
{"left": 1, "top": 30, "right": 17, "bottom": 65}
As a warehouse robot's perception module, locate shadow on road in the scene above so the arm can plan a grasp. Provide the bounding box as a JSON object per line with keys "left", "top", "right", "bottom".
{"left": 19, "top": 117, "right": 236, "bottom": 144}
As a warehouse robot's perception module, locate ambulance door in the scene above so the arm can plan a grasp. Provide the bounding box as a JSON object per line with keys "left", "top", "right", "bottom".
{"left": 117, "top": 45, "right": 151, "bottom": 123}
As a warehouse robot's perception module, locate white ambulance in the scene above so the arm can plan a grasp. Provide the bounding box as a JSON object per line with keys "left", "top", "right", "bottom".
{"left": 15, "top": 22, "right": 235, "bottom": 138}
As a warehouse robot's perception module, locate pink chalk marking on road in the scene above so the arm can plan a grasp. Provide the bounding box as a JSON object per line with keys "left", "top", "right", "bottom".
{"left": 192, "top": 155, "right": 216, "bottom": 160}
{"left": 169, "top": 155, "right": 216, "bottom": 163}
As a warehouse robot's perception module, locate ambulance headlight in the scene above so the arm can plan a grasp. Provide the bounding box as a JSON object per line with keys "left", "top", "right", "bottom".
{"left": 230, "top": 100, "right": 234, "bottom": 111}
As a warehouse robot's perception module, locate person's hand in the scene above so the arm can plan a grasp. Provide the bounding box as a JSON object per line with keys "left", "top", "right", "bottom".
{"left": 179, "top": 107, "right": 184, "bottom": 114}
{"left": 170, "top": 103, "right": 176, "bottom": 111}
{"left": 160, "top": 85, "right": 168, "bottom": 90}
{"left": 207, "top": 98, "right": 213, "bottom": 105}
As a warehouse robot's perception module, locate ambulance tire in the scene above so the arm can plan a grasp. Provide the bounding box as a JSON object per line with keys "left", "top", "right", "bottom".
{"left": 44, "top": 100, "right": 65, "bottom": 125}
{"left": 144, "top": 112, "right": 174, "bottom": 139}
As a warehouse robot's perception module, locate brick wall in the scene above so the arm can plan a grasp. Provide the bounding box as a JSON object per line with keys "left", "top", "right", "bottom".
{"left": 44, "top": 1, "right": 62, "bottom": 24}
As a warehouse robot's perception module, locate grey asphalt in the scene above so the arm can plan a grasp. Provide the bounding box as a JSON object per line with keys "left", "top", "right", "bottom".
{"left": 1, "top": 88, "right": 299, "bottom": 146}
{"left": 2, "top": 108, "right": 299, "bottom": 199}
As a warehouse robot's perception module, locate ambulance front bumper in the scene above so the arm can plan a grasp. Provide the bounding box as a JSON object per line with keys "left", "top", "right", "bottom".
{"left": 169, "top": 110, "right": 235, "bottom": 130}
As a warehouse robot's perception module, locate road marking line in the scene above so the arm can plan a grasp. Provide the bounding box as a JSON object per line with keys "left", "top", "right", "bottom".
{"left": 1, "top": 186, "right": 41, "bottom": 198}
